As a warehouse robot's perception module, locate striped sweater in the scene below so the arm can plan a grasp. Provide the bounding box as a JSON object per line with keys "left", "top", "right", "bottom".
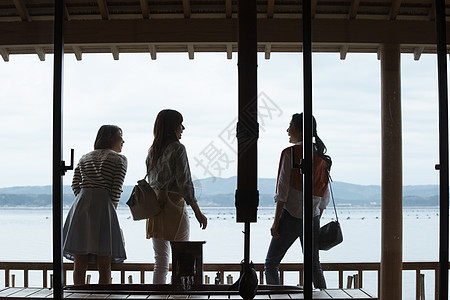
{"left": 71, "top": 149, "right": 127, "bottom": 205}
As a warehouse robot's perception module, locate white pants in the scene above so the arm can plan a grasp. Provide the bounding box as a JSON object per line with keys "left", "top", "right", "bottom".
{"left": 152, "top": 209, "right": 190, "bottom": 284}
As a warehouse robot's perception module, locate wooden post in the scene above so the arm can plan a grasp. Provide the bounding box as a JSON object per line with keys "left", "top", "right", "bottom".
{"left": 347, "top": 276, "right": 353, "bottom": 289}
{"left": 353, "top": 274, "right": 360, "bottom": 289}
{"left": 419, "top": 273, "right": 425, "bottom": 300}
{"left": 434, "top": 1, "right": 449, "bottom": 299}
{"left": 380, "top": 43, "right": 403, "bottom": 300}
{"left": 227, "top": 274, "right": 233, "bottom": 284}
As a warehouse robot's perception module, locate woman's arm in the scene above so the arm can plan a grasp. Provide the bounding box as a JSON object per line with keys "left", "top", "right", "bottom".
{"left": 71, "top": 165, "right": 81, "bottom": 196}
{"left": 271, "top": 200, "right": 285, "bottom": 238}
{"left": 174, "top": 144, "right": 196, "bottom": 205}
{"left": 110, "top": 155, "right": 127, "bottom": 207}
{"left": 319, "top": 184, "right": 330, "bottom": 217}
{"left": 174, "top": 143, "right": 207, "bottom": 229}
{"left": 190, "top": 201, "right": 207, "bottom": 229}
{"left": 271, "top": 149, "right": 291, "bottom": 238}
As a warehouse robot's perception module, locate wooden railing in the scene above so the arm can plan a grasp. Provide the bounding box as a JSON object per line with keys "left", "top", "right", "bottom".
{"left": 1, "top": 261, "right": 449, "bottom": 299}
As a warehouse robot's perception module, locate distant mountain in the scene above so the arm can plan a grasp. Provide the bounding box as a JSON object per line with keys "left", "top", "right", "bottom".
{"left": 0, "top": 176, "right": 442, "bottom": 207}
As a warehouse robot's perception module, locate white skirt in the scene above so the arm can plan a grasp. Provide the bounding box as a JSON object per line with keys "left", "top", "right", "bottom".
{"left": 63, "top": 188, "right": 126, "bottom": 264}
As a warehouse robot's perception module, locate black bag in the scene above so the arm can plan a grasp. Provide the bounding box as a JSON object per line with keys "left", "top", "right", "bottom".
{"left": 319, "top": 180, "right": 343, "bottom": 250}
{"left": 319, "top": 220, "right": 343, "bottom": 250}
{"left": 126, "top": 176, "right": 161, "bottom": 220}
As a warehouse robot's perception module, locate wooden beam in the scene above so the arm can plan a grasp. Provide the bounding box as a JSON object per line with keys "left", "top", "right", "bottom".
{"left": 111, "top": 45, "right": 119, "bottom": 60}
{"left": 35, "top": 47, "right": 45, "bottom": 61}
{"left": 140, "top": 0, "right": 150, "bottom": 19}
{"left": 0, "top": 48, "right": 9, "bottom": 62}
{"left": 148, "top": 44, "right": 157, "bottom": 60}
{"left": 225, "top": 0, "right": 232, "bottom": 18}
{"left": 311, "top": 0, "right": 317, "bottom": 19}
{"left": 73, "top": 46, "right": 82, "bottom": 61}
{"left": 264, "top": 44, "right": 271, "bottom": 59}
{"left": 187, "top": 44, "right": 194, "bottom": 59}
{"left": 267, "top": 0, "right": 275, "bottom": 19}
{"left": 13, "top": 0, "right": 31, "bottom": 22}
{"left": 183, "top": 0, "right": 191, "bottom": 19}
{"left": 64, "top": 4, "right": 71, "bottom": 21}
{"left": 226, "top": 43, "right": 232, "bottom": 59}
{"left": 97, "top": 0, "right": 110, "bottom": 20}
{"left": 389, "top": 0, "right": 402, "bottom": 21}
{"left": 428, "top": 2, "right": 436, "bottom": 21}
{"left": 348, "top": 0, "right": 361, "bottom": 20}
{"left": 413, "top": 46, "right": 424, "bottom": 60}
{"left": 340, "top": 45, "right": 349, "bottom": 60}
{"left": 2, "top": 19, "right": 450, "bottom": 48}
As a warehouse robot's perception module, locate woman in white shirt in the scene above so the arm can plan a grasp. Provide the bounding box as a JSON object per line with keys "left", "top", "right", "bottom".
{"left": 264, "top": 113, "right": 331, "bottom": 289}
{"left": 145, "top": 109, "right": 208, "bottom": 284}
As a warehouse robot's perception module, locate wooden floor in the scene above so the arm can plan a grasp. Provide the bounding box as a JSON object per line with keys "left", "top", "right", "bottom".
{"left": 0, "top": 287, "right": 377, "bottom": 299}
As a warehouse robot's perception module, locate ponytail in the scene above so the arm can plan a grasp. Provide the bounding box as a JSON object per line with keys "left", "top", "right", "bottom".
{"left": 314, "top": 133, "right": 332, "bottom": 170}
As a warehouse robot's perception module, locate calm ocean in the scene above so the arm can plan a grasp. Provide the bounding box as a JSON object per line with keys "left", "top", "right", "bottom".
{"left": 0, "top": 207, "right": 444, "bottom": 299}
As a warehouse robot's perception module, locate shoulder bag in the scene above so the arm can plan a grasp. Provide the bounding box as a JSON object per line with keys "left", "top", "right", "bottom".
{"left": 126, "top": 175, "right": 161, "bottom": 220}
{"left": 319, "top": 179, "right": 343, "bottom": 250}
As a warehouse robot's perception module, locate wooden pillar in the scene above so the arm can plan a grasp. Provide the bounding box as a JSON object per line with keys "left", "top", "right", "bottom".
{"left": 236, "top": 0, "right": 258, "bottom": 225}
{"left": 52, "top": 0, "right": 65, "bottom": 299}
{"left": 302, "top": 0, "right": 313, "bottom": 297}
{"left": 380, "top": 43, "right": 403, "bottom": 300}
{"left": 435, "top": 1, "right": 449, "bottom": 299}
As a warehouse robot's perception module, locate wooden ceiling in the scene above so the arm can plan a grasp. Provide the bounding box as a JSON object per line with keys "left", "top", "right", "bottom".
{"left": 0, "top": 0, "right": 449, "bottom": 61}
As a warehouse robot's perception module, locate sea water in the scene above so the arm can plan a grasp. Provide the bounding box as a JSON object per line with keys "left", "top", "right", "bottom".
{"left": 0, "top": 207, "right": 444, "bottom": 299}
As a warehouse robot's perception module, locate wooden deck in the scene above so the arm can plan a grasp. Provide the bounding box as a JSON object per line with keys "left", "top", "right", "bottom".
{"left": 0, "top": 287, "right": 377, "bottom": 299}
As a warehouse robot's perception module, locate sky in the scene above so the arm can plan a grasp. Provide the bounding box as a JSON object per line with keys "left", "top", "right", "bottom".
{"left": 0, "top": 51, "right": 444, "bottom": 188}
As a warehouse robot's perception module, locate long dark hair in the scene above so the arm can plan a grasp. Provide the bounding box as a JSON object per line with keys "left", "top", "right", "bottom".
{"left": 148, "top": 109, "right": 183, "bottom": 169}
{"left": 94, "top": 125, "right": 122, "bottom": 150}
{"left": 291, "top": 113, "right": 332, "bottom": 169}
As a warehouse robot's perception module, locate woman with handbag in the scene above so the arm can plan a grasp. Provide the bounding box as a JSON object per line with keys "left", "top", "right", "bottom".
{"left": 63, "top": 125, "right": 127, "bottom": 285}
{"left": 264, "top": 113, "right": 332, "bottom": 289}
{"left": 146, "top": 109, "right": 208, "bottom": 284}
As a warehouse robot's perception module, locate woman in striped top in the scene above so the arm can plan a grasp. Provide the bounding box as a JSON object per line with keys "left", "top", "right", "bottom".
{"left": 63, "top": 125, "right": 127, "bottom": 285}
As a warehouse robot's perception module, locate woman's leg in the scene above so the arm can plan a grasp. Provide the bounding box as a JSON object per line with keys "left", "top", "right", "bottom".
{"left": 264, "top": 210, "right": 302, "bottom": 284}
{"left": 73, "top": 254, "right": 89, "bottom": 285}
{"left": 175, "top": 209, "right": 190, "bottom": 241}
{"left": 97, "top": 255, "right": 112, "bottom": 284}
{"left": 152, "top": 209, "right": 189, "bottom": 284}
{"left": 312, "top": 216, "right": 326, "bottom": 289}
{"left": 152, "top": 238, "right": 170, "bottom": 284}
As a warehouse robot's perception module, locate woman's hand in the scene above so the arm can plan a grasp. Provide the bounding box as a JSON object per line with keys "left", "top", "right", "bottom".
{"left": 191, "top": 201, "right": 207, "bottom": 229}
{"left": 270, "top": 220, "right": 280, "bottom": 238}
{"left": 270, "top": 200, "right": 284, "bottom": 238}
{"left": 195, "top": 212, "right": 208, "bottom": 230}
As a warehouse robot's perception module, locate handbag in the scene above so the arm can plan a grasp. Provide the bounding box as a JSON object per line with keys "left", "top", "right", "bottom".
{"left": 126, "top": 175, "right": 161, "bottom": 220}
{"left": 319, "top": 179, "right": 343, "bottom": 250}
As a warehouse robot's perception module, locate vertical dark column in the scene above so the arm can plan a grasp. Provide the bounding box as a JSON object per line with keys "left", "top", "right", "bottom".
{"left": 380, "top": 43, "right": 402, "bottom": 300}
{"left": 435, "top": 0, "right": 449, "bottom": 299}
{"left": 52, "top": 0, "right": 64, "bottom": 298}
{"left": 236, "top": 1, "right": 258, "bottom": 225}
{"left": 236, "top": 1, "right": 259, "bottom": 298}
{"left": 302, "top": 0, "right": 313, "bottom": 298}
